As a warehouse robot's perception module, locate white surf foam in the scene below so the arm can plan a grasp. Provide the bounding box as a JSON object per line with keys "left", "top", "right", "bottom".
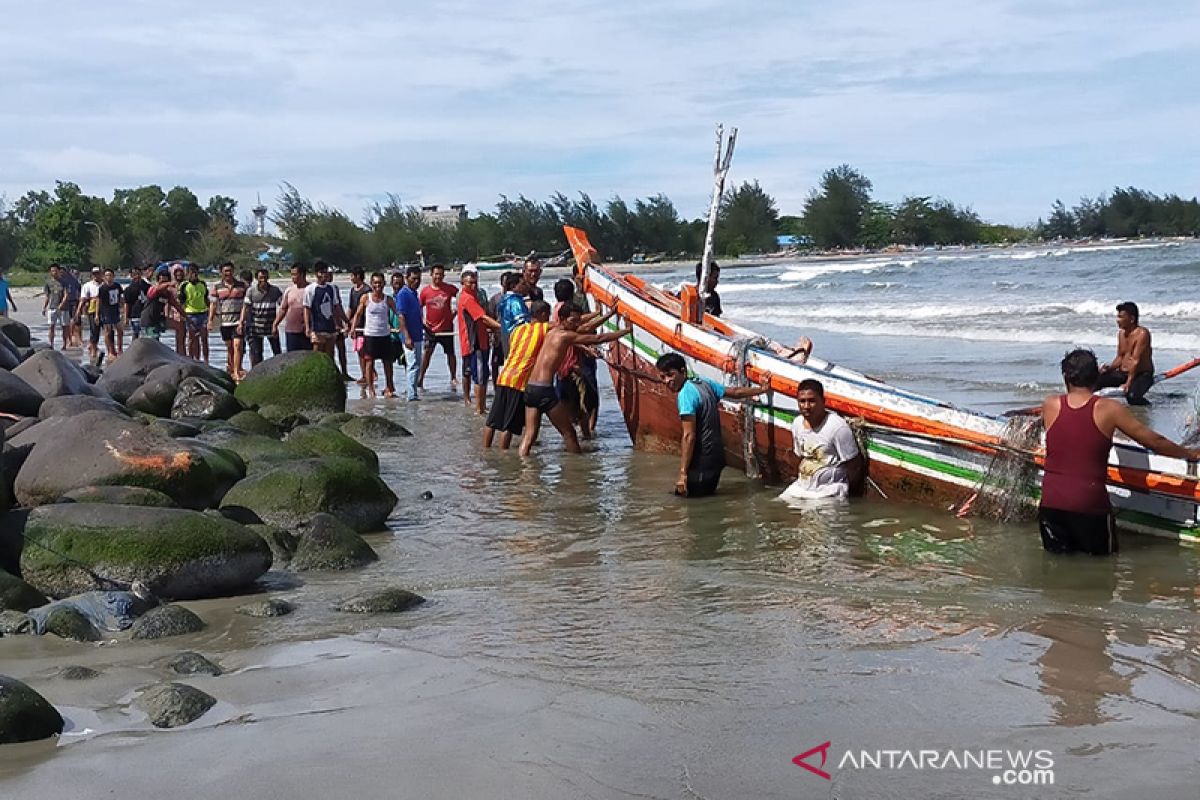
{"left": 739, "top": 317, "right": 1200, "bottom": 351}
{"left": 741, "top": 300, "right": 1200, "bottom": 322}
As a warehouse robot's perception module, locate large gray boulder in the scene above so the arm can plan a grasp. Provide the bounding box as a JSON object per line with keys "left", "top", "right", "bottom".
{"left": 289, "top": 513, "right": 378, "bottom": 571}
{"left": 0, "top": 568, "right": 47, "bottom": 612}
{"left": 127, "top": 363, "right": 237, "bottom": 417}
{"left": 0, "top": 675, "right": 64, "bottom": 743}
{"left": 19, "top": 504, "right": 272, "bottom": 600}
{"left": 0, "top": 331, "right": 20, "bottom": 371}
{"left": 14, "top": 410, "right": 233, "bottom": 509}
{"left": 58, "top": 485, "right": 177, "bottom": 508}
{"left": 98, "top": 338, "right": 235, "bottom": 403}
{"left": 137, "top": 682, "right": 215, "bottom": 728}
{"left": 171, "top": 378, "right": 241, "bottom": 421}
{"left": 0, "top": 371, "right": 44, "bottom": 417}
{"left": 13, "top": 350, "right": 104, "bottom": 398}
{"left": 340, "top": 415, "right": 412, "bottom": 442}
{"left": 196, "top": 428, "right": 305, "bottom": 474}
{"left": 220, "top": 457, "right": 397, "bottom": 533}
{"left": 38, "top": 394, "right": 128, "bottom": 420}
{"left": 226, "top": 410, "right": 281, "bottom": 438}
{"left": 285, "top": 425, "right": 379, "bottom": 473}
{"left": 235, "top": 351, "right": 346, "bottom": 417}
{"left": 0, "top": 318, "right": 31, "bottom": 348}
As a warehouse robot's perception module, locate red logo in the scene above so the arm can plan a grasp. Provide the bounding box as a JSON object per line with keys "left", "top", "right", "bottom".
{"left": 793, "top": 741, "right": 832, "bottom": 780}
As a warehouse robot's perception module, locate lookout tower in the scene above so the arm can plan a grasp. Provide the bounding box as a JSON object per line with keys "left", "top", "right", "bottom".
{"left": 252, "top": 194, "right": 268, "bottom": 236}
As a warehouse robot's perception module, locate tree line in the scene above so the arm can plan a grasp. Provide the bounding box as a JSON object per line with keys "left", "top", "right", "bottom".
{"left": 270, "top": 180, "right": 782, "bottom": 265}
{"left": 0, "top": 181, "right": 238, "bottom": 273}
{"left": 2, "top": 170, "right": 1196, "bottom": 273}
{"left": 1037, "top": 188, "right": 1200, "bottom": 240}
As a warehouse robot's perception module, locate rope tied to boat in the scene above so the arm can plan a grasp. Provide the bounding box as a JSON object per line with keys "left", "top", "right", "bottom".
{"left": 731, "top": 335, "right": 770, "bottom": 479}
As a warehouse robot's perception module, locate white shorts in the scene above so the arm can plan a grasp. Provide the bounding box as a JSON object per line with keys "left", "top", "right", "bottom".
{"left": 47, "top": 309, "right": 68, "bottom": 327}
{"left": 779, "top": 480, "right": 849, "bottom": 502}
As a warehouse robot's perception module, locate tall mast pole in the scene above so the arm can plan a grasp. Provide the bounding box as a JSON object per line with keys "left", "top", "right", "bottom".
{"left": 698, "top": 124, "right": 737, "bottom": 300}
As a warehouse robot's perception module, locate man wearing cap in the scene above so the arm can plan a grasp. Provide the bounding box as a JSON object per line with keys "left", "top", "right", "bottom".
{"left": 74, "top": 266, "right": 104, "bottom": 365}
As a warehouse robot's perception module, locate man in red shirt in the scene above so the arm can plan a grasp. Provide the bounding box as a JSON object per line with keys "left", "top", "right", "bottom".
{"left": 457, "top": 266, "right": 501, "bottom": 414}
{"left": 418, "top": 263, "right": 459, "bottom": 392}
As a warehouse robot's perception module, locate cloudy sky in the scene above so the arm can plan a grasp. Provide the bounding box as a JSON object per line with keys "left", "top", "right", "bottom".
{"left": 3, "top": 0, "right": 1198, "bottom": 226}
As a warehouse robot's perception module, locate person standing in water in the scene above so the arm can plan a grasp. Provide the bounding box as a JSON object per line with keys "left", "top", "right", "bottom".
{"left": 654, "top": 352, "right": 772, "bottom": 497}
{"left": 418, "top": 263, "right": 459, "bottom": 392}
{"left": 211, "top": 262, "right": 247, "bottom": 380}
{"left": 240, "top": 268, "right": 283, "bottom": 366}
{"left": 304, "top": 260, "right": 346, "bottom": 357}
{"left": 1040, "top": 349, "right": 1199, "bottom": 555}
{"left": 1097, "top": 301, "right": 1154, "bottom": 405}
{"left": 274, "top": 263, "right": 311, "bottom": 352}
{"left": 347, "top": 267, "right": 370, "bottom": 384}
{"left": 348, "top": 272, "right": 399, "bottom": 398}
{"left": 394, "top": 266, "right": 424, "bottom": 401}
{"left": 518, "top": 304, "right": 627, "bottom": 456}
{"left": 181, "top": 264, "right": 211, "bottom": 363}
{"left": 457, "top": 266, "right": 501, "bottom": 414}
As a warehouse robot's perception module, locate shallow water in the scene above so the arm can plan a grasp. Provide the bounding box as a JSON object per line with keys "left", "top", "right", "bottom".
{"left": 3, "top": 252, "right": 1200, "bottom": 797}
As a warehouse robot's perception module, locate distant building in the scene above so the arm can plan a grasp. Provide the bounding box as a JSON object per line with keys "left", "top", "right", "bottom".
{"left": 420, "top": 204, "right": 467, "bottom": 227}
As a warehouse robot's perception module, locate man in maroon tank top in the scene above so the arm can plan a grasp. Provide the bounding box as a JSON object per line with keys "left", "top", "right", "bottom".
{"left": 1040, "top": 349, "right": 1200, "bottom": 555}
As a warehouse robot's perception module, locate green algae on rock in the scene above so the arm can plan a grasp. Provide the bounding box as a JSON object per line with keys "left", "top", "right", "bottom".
{"left": 20, "top": 504, "right": 271, "bottom": 600}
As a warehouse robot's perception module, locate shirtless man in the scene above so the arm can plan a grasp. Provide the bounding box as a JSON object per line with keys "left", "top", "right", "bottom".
{"left": 518, "top": 304, "right": 630, "bottom": 456}
{"left": 1097, "top": 301, "right": 1154, "bottom": 405}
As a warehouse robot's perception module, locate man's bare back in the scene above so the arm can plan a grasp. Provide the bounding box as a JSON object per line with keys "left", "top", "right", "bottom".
{"left": 529, "top": 327, "right": 576, "bottom": 385}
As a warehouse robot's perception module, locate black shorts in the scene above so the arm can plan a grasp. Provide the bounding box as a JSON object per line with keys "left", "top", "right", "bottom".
{"left": 486, "top": 385, "right": 526, "bottom": 435}
{"left": 426, "top": 333, "right": 455, "bottom": 355}
{"left": 220, "top": 324, "right": 242, "bottom": 342}
{"left": 684, "top": 467, "right": 722, "bottom": 498}
{"left": 285, "top": 332, "right": 312, "bottom": 352}
{"left": 363, "top": 335, "right": 393, "bottom": 360}
{"left": 1097, "top": 368, "right": 1153, "bottom": 405}
{"left": 524, "top": 382, "right": 558, "bottom": 413}
{"left": 1038, "top": 506, "right": 1118, "bottom": 555}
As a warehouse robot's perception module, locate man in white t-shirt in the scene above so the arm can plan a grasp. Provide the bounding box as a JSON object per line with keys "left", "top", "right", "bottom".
{"left": 780, "top": 379, "right": 864, "bottom": 500}
{"left": 74, "top": 266, "right": 104, "bottom": 365}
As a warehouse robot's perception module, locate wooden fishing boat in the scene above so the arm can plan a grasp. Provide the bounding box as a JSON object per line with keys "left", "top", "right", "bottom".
{"left": 566, "top": 226, "right": 1200, "bottom": 543}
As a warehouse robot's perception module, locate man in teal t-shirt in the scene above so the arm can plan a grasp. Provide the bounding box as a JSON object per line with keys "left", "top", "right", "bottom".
{"left": 654, "top": 351, "right": 772, "bottom": 498}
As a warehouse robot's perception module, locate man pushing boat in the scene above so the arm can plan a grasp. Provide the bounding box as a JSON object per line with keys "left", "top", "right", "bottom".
{"left": 655, "top": 352, "right": 772, "bottom": 497}
{"left": 1040, "top": 349, "right": 1199, "bottom": 555}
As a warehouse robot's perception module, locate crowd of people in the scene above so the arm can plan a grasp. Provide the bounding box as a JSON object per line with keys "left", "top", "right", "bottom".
{"left": 32, "top": 256, "right": 626, "bottom": 453}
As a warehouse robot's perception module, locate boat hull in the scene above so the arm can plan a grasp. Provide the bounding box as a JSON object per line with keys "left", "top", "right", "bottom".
{"left": 586, "top": 264, "right": 1200, "bottom": 544}
{"left": 606, "top": 339, "right": 984, "bottom": 511}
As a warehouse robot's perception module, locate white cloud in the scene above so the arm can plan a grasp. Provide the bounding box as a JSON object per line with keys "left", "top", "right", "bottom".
{"left": 0, "top": 0, "right": 1197, "bottom": 222}
{"left": 19, "top": 147, "right": 170, "bottom": 180}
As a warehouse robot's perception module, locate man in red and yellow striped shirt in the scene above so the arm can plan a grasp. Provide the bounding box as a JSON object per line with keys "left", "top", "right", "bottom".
{"left": 484, "top": 301, "right": 552, "bottom": 449}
